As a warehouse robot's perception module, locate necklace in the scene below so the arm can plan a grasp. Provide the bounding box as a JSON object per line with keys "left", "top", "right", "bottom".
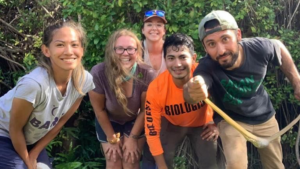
{"left": 123, "top": 62, "right": 137, "bottom": 82}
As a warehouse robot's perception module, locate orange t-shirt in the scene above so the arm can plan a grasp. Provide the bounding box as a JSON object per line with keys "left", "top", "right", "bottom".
{"left": 145, "top": 64, "right": 214, "bottom": 156}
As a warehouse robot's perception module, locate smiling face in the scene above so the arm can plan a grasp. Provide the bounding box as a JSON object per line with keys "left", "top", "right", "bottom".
{"left": 203, "top": 29, "right": 242, "bottom": 70}
{"left": 114, "top": 35, "right": 138, "bottom": 70}
{"left": 42, "top": 26, "right": 83, "bottom": 73}
{"left": 142, "top": 17, "right": 166, "bottom": 42}
{"left": 165, "top": 45, "right": 196, "bottom": 87}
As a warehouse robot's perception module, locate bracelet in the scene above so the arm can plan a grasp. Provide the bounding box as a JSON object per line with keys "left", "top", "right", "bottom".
{"left": 130, "top": 134, "right": 139, "bottom": 139}
{"left": 107, "top": 132, "right": 120, "bottom": 144}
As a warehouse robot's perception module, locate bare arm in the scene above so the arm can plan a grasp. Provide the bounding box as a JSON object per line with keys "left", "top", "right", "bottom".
{"left": 89, "top": 90, "right": 123, "bottom": 162}
{"left": 276, "top": 40, "right": 300, "bottom": 100}
{"left": 130, "top": 92, "right": 147, "bottom": 138}
{"left": 122, "top": 92, "right": 147, "bottom": 163}
{"left": 29, "top": 97, "right": 83, "bottom": 161}
{"left": 89, "top": 91, "right": 115, "bottom": 141}
{"left": 144, "top": 88, "right": 168, "bottom": 168}
{"left": 9, "top": 98, "right": 34, "bottom": 169}
{"left": 154, "top": 154, "right": 168, "bottom": 169}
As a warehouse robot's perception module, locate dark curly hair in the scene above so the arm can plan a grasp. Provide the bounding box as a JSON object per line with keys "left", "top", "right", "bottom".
{"left": 163, "top": 33, "right": 195, "bottom": 58}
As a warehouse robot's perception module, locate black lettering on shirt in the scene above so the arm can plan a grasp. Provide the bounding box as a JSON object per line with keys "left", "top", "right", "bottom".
{"left": 164, "top": 102, "right": 206, "bottom": 116}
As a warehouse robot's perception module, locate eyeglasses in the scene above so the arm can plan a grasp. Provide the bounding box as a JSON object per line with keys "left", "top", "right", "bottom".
{"left": 114, "top": 47, "right": 137, "bottom": 55}
{"left": 144, "top": 10, "right": 165, "bottom": 18}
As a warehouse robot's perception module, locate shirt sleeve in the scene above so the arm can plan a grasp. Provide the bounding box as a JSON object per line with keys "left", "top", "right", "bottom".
{"left": 269, "top": 39, "right": 282, "bottom": 66}
{"left": 193, "top": 56, "right": 214, "bottom": 89}
{"left": 145, "top": 81, "right": 164, "bottom": 156}
{"left": 13, "top": 78, "right": 42, "bottom": 108}
{"left": 141, "top": 67, "right": 156, "bottom": 92}
{"left": 249, "top": 38, "right": 282, "bottom": 67}
{"left": 90, "top": 64, "right": 105, "bottom": 94}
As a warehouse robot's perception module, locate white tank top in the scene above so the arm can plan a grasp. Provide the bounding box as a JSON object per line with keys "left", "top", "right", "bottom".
{"left": 143, "top": 40, "right": 167, "bottom": 77}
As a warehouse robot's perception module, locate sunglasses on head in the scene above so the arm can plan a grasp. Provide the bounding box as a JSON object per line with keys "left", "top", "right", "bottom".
{"left": 144, "top": 10, "right": 165, "bottom": 17}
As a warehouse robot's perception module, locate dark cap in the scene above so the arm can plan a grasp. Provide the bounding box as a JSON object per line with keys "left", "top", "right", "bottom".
{"left": 198, "top": 10, "right": 238, "bottom": 41}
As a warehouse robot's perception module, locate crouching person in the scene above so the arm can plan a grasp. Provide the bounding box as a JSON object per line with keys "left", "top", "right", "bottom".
{"left": 145, "top": 33, "right": 218, "bottom": 169}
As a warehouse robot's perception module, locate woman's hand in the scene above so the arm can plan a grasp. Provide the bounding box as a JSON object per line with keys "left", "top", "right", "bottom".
{"left": 122, "top": 137, "right": 140, "bottom": 164}
{"left": 105, "top": 141, "right": 122, "bottom": 162}
{"left": 30, "top": 159, "right": 37, "bottom": 169}
{"left": 28, "top": 150, "right": 39, "bottom": 169}
{"left": 201, "top": 123, "right": 219, "bottom": 141}
{"left": 24, "top": 159, "right": 36, "bottom": 169}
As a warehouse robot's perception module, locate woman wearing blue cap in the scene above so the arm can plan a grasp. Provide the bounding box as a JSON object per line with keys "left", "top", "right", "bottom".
{"left": 142, "top": 9, "right": 167, "bottom": 77}
{"left": 141, "top": 9, "right": 167, "bottom": 169}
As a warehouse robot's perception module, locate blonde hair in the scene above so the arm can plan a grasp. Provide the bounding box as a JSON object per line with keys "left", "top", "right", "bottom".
{"left": 104, "top": 29, "right": 143, "bottom": 115}
{"left": 38, "top": 20, "right": 87, "bottom": 95}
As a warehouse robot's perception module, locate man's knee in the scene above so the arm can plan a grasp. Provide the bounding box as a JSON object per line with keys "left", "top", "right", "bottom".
{"left": 222, "top": 146, "right": 248, "bottom": 169}
{"left": 164, "top": 151, "right": 176, "bottom": 168}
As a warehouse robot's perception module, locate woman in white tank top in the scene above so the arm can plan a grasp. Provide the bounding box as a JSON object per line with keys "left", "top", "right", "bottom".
{"left": 141, "top": 9, "right": 168, "bottom": 169}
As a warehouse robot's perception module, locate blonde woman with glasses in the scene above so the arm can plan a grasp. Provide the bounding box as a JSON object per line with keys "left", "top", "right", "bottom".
{"left": 89, "top": 29, "right": 156, "bottom": 169}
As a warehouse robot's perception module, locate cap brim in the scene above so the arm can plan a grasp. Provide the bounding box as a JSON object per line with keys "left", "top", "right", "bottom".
{"left": 143, "top": 16, "right": 167, "bottom": 23}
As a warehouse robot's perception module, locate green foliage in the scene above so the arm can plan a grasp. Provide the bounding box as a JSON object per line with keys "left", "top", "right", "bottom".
{"left": 55, "top": 142, "right": 81, "bottom": 164}
{"left": 0, "top": 0, "right": 60, "bottom": 94}
{"left": 32, "top": 34, "right": 43, "bottom": 48}
{"left": 50, "top": 122, "right": 104, "bottom": 168}
{"left": 23, "top": 53, "right": 38, "bottom": 71}
{"left": 55, "top": 162, "right": 82, "bottom": 169}
{"left": 174, "top": 156, "right": 187, "bottom": 169}
{"left": 279, "top": 29, "right": 300, "bottom": 69}
{"left": 0, "top": 0, "right": 7, "bottom": 5}
{"left": 60, "top": 0, "right": 224, "bottom": 65}
{"left": 48, "top": 99, "right": 104, "bottom": 168}
{"left": 58, "top": 0, "right": 285, "bottom": 62}
{"left": 282, "top": 128, "right": 297, "bottom": 148}
{"left": 46, "top": 140, "right": 62, "bottom": 156}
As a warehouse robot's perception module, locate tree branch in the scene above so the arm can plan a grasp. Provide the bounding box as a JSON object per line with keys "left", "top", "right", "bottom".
{"left": 0, "top": 80, "right": 12, "bottom": 89}
{"left": 9, "top": 15, "right": 21, "bottom": 25}
{"left": 0, "top": 54, "right": 26, "bottom": 71}
{"left": 0, "top": 46, "right": 25, "bottom": 53}
{"left": 0, "top": 18, "right": 25, "bottom": 38}
{"left": 34, "top": 0, "right": 54, "bottom": 18}
{"left": 78, "top": 14, "right": 81, "bottom": 23}
{"left": 287, "top": 0, "right": 300, "bottom": 29}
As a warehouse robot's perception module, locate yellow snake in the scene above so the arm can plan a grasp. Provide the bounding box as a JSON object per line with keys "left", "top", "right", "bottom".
{"left": 204, "top": 98, "right": 300, "bottom": 148}
{"left": 193, "top": 77, "right": 300, "bottom": 149}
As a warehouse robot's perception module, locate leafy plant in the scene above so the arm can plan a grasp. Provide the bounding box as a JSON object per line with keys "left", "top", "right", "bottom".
{"left": 55, "top": 162, "right": 82, "bottom": 169}
{"left": 174, "top": 156, "right": 187, "bottom": 169}
{"left": 23, "top": 52, "right": 38, "bottom": 71}
{"left": 282, "top": 128, "right": 297, "bottom": 148}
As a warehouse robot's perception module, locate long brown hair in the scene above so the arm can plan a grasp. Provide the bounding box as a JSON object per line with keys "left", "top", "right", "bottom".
{"left": 38, "top": 20, "right": 87, "bottom": 95}
{"left": 104, "top": 29, "right": 143, "bottom": 115}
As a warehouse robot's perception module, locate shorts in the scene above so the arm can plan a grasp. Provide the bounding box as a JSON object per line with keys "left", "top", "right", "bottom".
{"left": 95, "top": 119, "right": 145, "bottom": 143}
{"left": 0, "top": 136, "right": 52, "bottom": 169}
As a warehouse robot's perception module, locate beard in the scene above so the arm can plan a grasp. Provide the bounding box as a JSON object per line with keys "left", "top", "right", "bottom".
{"left": 216, "top": 46, "right": 239, "bottom": 69}
{"left": 169, "top": 67, "right": 191, "bottom": 83}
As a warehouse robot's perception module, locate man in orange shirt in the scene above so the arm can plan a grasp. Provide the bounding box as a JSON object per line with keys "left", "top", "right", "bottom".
{"left": 145, "top": 33, "right": 218, "bottom": 169}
